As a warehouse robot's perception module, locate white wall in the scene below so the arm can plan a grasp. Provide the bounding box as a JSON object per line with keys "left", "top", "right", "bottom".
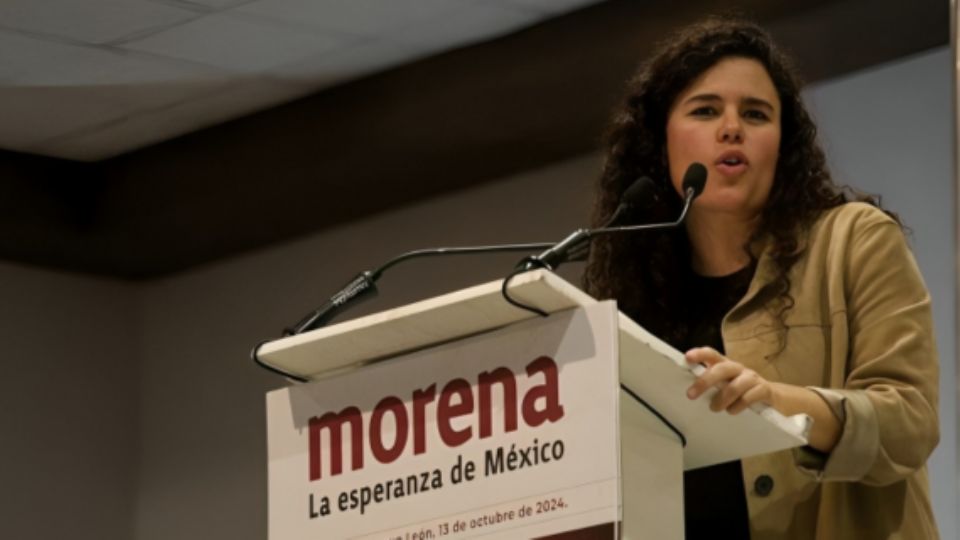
{"left": 0, "top": 262, "right": 137, "bottom": 540}
{"left": 804, "top": 46, "right": 956, "bottom": 538}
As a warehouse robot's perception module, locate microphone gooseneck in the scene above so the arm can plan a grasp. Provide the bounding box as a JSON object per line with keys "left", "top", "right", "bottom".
{"left": 255, "top": 165, "right": 708, "bottom": 380}
{"left": 281, "top": 240, "right": 559, "bottom": 336}
{"left": 502, "top": 163, "right": 708, "bottom": 319}
{"left": 593, "top": 162, "right": 707, "bottom": 237}
{"left": 522, "top": 164, "right": 707, "bottom": 272}
{"left": 521, "top": 176, "right": 657, "bottom": 271}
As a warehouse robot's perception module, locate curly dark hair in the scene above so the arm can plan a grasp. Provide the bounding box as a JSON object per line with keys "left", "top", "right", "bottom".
{"left": 583, "top": 17, "right": 888, "bottom": 348}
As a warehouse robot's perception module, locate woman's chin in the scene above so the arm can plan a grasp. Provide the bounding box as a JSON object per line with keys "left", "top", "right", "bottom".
{"left": 692, "top": 193, "right": 762, "bottom": 218}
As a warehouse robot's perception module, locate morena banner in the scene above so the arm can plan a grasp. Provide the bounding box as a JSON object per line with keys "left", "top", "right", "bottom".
{"left": 266, "top": 302, "right": 621, "bottom": 539}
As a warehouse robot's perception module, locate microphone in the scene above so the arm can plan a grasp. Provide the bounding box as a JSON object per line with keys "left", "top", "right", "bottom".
{"left": 281, "top": 241, "right": 555, "bottom": 336}
{"left": 681, "top": 162, "right": 707, "bottom": 199}
{"left": 256, "top": 169, "right": 703, "bottom": 379}
{"left": 524, "top": 163, "right": 707, "bottom": 271}
{"left": 604, "top": 176, "right": 657, "bottom": 227}
{"left": 279, "top": 175, "right": 659, "bottom": 336}
{"left": 525, "top": 176, "right": 656, "bottom": 270}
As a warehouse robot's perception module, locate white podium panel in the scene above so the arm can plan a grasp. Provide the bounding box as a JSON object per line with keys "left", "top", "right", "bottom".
{"left": 268, "top": 303, "right": 636, "bottom": 539}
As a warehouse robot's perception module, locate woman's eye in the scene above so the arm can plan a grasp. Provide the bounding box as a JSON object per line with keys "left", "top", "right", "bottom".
{"left": 690, "top": 106, "right": 717, "bottom": 117}
{"left": 743, "top": 109, "right": 769, "bottom": 121}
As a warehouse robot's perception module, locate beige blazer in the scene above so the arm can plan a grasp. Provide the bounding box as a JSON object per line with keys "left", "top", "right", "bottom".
{"left": 721, "top": 203, "right": 939, "bottom": 539}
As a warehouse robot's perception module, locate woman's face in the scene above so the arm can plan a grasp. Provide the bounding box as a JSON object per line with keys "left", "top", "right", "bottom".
{"left": 665, "top": 56, "right": 781, "bottom": 220}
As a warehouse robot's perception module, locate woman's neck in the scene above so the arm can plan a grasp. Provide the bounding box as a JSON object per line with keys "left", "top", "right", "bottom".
{"left": 685, "top": 210, "right": 758, "bottom": 276}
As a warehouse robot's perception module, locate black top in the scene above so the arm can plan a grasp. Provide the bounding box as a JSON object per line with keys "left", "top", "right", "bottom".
{"left": 681, "top": 265, "right": 754, "bottom": 540}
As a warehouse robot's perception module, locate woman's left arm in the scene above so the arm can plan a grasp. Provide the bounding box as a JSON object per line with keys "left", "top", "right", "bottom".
{"left": 684, "top": 347, "right": 841, "bottom": 452}
{"left": 686, "top": 209, "right": 939, "bottom": 485}
{"left": 817, "top": 214, "right": 940, "bottom": 484}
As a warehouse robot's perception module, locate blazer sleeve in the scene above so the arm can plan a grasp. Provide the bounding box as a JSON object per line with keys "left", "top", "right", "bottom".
{"left": 802, "top": 210, "right": 939, "bottom": 485}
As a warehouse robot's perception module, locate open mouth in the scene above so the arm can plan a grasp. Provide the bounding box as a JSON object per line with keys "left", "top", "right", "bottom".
{"left": 716, "top": 153, "right": 748, "bottom": 171}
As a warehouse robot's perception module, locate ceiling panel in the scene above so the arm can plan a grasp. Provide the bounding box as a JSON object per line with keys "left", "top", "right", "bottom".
{"left": 263, "top": 38, "right": 429, "bottom": 85}
{"left": 489, "top": 0, "right": 602, "bottom": 15}
{"left": 0, "top": 0, "right": 200, "bottom": 45}
{"left": 121, "top": 12, "right": 348, "bottom": 73}
{"left": 154, "top": 0, "right": 253, "bottom": 9}
{"left": 236, "top": 0, "right": 463, "bottom": 37}
{"left": 388, "top": 2, "right": 540, "bottom": 49}
{"left": 0, "top": 0, "right": 608, "bottom": 159}
{"left": 0, "top": 29, "right": 227, "bottom": 86}
{"left": 27, "top": 77, "right": 312, "bottom": 161}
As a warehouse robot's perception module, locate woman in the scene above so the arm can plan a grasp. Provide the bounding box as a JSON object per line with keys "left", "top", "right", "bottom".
{"left": 584, "top": 18, "right": 939, "bottom": 539}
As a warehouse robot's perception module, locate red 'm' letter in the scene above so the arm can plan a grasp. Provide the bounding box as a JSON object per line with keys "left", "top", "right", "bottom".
{"left": 308, "top": 407, "right": 363, "bottom": 481}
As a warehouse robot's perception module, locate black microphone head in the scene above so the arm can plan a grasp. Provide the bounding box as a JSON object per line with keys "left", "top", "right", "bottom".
{"left": 621, "top": 176, "right": 656, "bottom": 208}
{"left": 681, "top": 162, "right": 707, "bottom": 199}
{"left": 604, "top": 176, "right": 656, "bottom": 227}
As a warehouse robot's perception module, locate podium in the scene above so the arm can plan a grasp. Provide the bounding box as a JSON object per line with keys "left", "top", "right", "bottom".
{"left": 259, "top": 270, "right": 810, "bottom": 539}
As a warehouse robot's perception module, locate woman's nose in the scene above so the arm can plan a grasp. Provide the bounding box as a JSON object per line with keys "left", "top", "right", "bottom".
{"left": 718, "top": 115, "right": 743, "bottom": 143}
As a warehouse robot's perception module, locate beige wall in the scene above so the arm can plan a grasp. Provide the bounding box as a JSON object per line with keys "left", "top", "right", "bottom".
{"left": 0, "top": 263, "right": 137, "bottom": 539}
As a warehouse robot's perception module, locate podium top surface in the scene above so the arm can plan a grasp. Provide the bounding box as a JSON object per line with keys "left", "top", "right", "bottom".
{"left": 258, "top": 269, "right": 591, "bottom": 379}
{"left": 257, "top": 269, "right": 809, "bottom": 469}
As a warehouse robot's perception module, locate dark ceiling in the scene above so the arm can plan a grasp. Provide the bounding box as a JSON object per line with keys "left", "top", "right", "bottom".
{"left": 0, "top": 0, "right": 949, "bottom": 279}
